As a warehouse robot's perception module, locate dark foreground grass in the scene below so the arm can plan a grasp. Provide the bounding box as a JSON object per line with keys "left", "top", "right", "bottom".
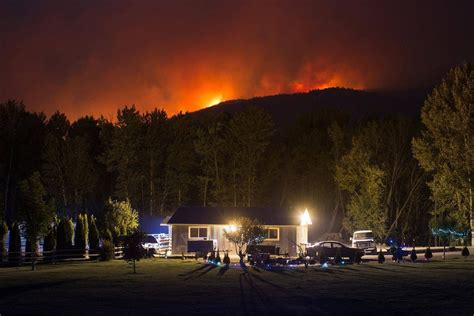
{"left": 1, "top": 256, "right": 473, "bottom": 315}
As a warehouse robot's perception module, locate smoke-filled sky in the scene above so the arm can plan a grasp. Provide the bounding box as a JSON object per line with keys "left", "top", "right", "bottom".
{"left": 1, "top": 0, "right": 474, "bottom": 119}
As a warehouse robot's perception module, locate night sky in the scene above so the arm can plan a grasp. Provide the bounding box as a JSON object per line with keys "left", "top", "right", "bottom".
{"left": 1, "top": 0, "right": 474, "bottom": 119}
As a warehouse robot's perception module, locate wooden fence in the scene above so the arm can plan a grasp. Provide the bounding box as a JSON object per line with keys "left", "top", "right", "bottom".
{"left": 0, "top": 246, "right": 124, "bottom": 268}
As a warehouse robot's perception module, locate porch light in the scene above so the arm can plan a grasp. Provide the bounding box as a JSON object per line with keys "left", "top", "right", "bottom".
{"left": 300, "top": 208, "right": 312, "bottom": 226}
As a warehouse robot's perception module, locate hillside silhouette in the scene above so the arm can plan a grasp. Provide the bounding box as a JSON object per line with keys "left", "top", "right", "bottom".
{"left": 192, "top": 88, "right": 428, "bottom": 127}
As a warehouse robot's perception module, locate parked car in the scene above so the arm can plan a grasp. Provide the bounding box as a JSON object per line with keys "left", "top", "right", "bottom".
{"left": 351, "top": 230, "right": 377, "bottom": 254}
{"left": 307, "top": 241, "right": 364, "bottom": 262}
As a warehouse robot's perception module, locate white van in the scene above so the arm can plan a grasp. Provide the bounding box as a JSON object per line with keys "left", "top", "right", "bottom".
{"left": 351, "top": 230, "right": 377, "bottom": 254}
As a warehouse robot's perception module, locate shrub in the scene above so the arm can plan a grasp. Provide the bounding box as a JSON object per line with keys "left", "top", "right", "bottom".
{"left": 462, "top": 246, "right": 470, "bottom": 257}
{"left": 410, "top": 247, "right": 417, "bottom": 262}
{"left": 378, "top": 249, "right": 385, "bottom": 264}
{"left": 8, "top": 222, "right": 21, "bottom": 264}
{"left": 424, "top": 247, "right": 433, "bottom": 260}
{"left": 100, "top": 239, "right": 115, "bottom": 261}
{"left": 89, "top": 215, "right": 100, "bottom": 252}
{"left": 0, "top": 221, "right": 7, "bottom": 260}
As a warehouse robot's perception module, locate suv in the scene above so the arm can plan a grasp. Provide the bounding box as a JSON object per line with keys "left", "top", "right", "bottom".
{"left": 351, "top": 230, "right": 377, "bottom": 254}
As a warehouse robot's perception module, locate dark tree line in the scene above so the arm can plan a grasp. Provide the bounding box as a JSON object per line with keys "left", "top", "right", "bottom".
{"left": 0, "top": 64, "right": 472, "bottom": 244}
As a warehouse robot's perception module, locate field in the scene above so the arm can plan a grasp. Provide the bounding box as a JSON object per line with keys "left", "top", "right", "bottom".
{"left": 1, "top": 255, "right": 473, "bottom": 315}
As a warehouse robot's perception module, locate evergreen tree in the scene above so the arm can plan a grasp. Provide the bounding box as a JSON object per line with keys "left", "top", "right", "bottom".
{"left": 43, "top": 224, "right": 56, "bottom": 262}
{"left": 412, "top": 63, "right": 474, "bottom": 245}
{"left": 89, "top": 215, "right": 100, "bottom": 251}
{"left": 8, "top": 222, "right": 21, "bottom": 264}
{"left": 1, "top": 101, "right": 47, "bottom": 224}
{"left": 57, "top": 218, "right": 74, "bottom": 250}
{"left": 74, "top": 213, "right": 88, "bottom": 250}
{"left": 0, "top": 221, "right": 7, "bottom": 260}
{"left": 226, "top": 107, "right": 274, "bottom": 206}
{"left": 100, "top": 106, "right": 145, "bottom": 210}
{"left": 17, "top": 172, "right": 55, "bottom": 256}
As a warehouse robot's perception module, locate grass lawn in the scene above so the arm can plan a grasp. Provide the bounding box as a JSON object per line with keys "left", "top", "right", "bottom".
{"left": 1, "top": 256, "right": 473, "bottom": 315}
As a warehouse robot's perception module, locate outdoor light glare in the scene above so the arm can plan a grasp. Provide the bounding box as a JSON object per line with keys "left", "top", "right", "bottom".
{"left": 227, "top": 224, "right": 237, "bottom": 232}
{"left": 300, "top": 208, "right": 312, "bottom": 225}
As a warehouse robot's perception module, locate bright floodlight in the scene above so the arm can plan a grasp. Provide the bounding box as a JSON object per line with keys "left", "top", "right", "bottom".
{"left": 227, "top": 224, "right": 237, "bottom": 232}
{"left": 300, "top": 208, "right": 312, "bottom": 225}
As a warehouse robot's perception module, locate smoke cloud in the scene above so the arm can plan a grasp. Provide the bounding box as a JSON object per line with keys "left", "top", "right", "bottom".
{"left": 1, "top": 0, "right": 473, "bottom": 119}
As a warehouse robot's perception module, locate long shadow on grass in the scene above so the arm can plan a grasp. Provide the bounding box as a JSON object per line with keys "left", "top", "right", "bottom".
{"left": 217, "top": 265, "right": 229, "bottom": 277}
{"left": 239, "top": 268, "right": 280, "bottom": 315}
{"left": 181, "top": 263, "right": 218, "bottom": 281}
{"left": 0, "top": 279, "right": 79, "bottom": 298}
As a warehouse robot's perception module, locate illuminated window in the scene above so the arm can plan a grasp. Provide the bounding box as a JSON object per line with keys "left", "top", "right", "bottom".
{"left": 265, "top": 228, "right": 279, "bottom": 240}
{"left": 189, "top": 226, "right": 208, "bottom": 239}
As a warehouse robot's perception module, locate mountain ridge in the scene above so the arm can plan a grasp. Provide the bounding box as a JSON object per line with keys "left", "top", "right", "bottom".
{"left": 191, "top": 88, "right": 428, "bottom": 127}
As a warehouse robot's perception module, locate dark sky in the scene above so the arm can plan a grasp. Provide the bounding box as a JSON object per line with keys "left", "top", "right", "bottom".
{"left": 1, "top": 0, "right": 473, "bottom": 119}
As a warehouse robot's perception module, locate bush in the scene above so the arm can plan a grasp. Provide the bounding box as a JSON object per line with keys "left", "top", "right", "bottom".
{"left": 0, "top": 221, "right": 7, "bottom": 260}
{"left": 100, "top": 239, "right": 115, "bottom": 261}
{"left": 378, "top": 249, "right": 385, "bottom": 264}
{"left": 8, "top": 222, "right": 21, "bottom": 264}
{"left": 410, "top": 247, "right": 417, "bottom": 262}
{"left": 89, "top": 215, "right": 100, "bottom": 252}
{"left": 462, "top": 246, "right": 470, "bottom": 257}
{"left": 424, "top": 247, "right": 433, "bottom": 260}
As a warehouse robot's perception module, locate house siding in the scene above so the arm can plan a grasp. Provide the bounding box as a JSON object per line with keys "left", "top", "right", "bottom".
{"left": 170, "top": 224, "right": 298, "bottom": 257}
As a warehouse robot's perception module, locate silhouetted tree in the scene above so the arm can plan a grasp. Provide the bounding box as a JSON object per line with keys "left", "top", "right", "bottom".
{"left": 122, "top": 230, "right": 147, "bottom": 273}
{"left": 8, "top": 222, "right": 21, "bottom": 264}
{"left": 89, "top": 215, "right": 100, "bottom": 252}
{"left": 223, "top": 217, "right": 265, "bottom": 265}
{"left": 0, "top": 221, "right": 7, "bottom": 260}
{"left": 17, "top": 172, "right": 55, "bottom": 260}
{"left": 413, "top": 63, "right": 473, "bottom": 245}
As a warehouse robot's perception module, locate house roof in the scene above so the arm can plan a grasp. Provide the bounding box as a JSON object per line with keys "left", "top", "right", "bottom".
{"left": 166, "top": 206, "right": 299, "bottom": 226}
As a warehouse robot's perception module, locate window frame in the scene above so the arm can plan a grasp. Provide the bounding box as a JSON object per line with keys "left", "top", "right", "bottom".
{"left": 264, "top": 227, "right": 280, "bottom": 241}
{"left": 188, "top": 226, "right": 209, "bottom": 240}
